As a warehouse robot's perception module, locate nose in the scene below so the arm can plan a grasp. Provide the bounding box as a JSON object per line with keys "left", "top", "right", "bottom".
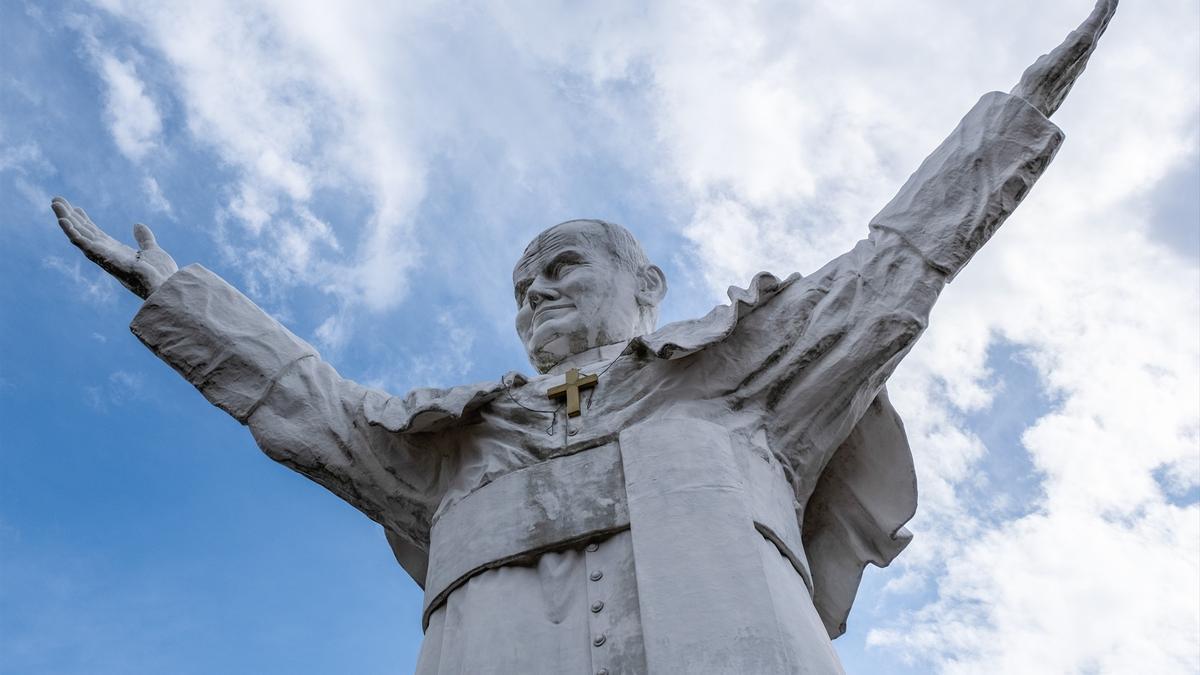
{"left": 526, "top": 276, "right": 559, "bottom": 309}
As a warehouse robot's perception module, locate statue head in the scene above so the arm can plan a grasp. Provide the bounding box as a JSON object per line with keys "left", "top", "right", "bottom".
{"left": 514, "top": 219, "right": 668, "bottom": 373}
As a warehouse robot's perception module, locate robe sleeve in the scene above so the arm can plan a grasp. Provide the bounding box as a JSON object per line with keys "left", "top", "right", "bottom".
{"left": 129, "top": 264, "right": 444, "bottom": 553}
{"left": 729, "top": 91, "right": 1063, "bottom": 481}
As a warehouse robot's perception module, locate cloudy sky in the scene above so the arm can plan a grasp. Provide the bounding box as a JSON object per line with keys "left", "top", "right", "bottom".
{"left": 2, "top": 0, "right": 1197, "bottom": 673}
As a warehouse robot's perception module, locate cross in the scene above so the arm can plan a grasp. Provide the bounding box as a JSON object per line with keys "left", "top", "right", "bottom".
{"left": 546, "top": 368, "right": 599, "bottom": 417}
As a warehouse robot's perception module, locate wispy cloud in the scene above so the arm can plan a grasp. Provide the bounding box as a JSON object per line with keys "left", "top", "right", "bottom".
{"left": 84, "top": 370, "right": 146, "bottom": 412}
{"left": 86, "top": 0, "right": 658, "bottom": 337}
{"left": 93, "top": 50, "right": 162, "bottom": 162}
{"left": 42, "top": 255, "right": 116, "bottom": 304}
{"left": 71, "top": 13, "right": 164, "bottom": 165}
{"left": 363, "top": 309, "right": 477, "bottom": 393}
{"left": 141, "top": 176, "right": 170, "bottom": 214}
{"left": 0, "top": 137, "right": 53, "bottom": 213}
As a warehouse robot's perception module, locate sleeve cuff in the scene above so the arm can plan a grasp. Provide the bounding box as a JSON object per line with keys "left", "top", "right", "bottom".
{"left": 130, "top": 264, "right": 317, "bottom": 422}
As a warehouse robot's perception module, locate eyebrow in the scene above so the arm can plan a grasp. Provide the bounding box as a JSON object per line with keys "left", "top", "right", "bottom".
{"left": 513, "top": 249, "right": 587, "bottom": 305}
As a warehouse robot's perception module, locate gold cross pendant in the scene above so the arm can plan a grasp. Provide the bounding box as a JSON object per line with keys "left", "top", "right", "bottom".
{"left": 546, "top": 368, "right": 599, "bottom": 417}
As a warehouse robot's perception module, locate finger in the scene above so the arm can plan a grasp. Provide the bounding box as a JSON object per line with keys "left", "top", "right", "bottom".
{"left": 1048, "top": 31, "right": 1093, "bottom": 85}
{"left": 67, "top": 205, "right": 119, "bottom": 245}
{"left": 57, "top": 215, "right": 88, "bottom": 246}
{"left": 54, "top": 202, "right": 101, "bottom": 243}
{"left": 133, "top": 223, "right": 158, "bottom": 250}
{"left": 1090, "top": 0, "right": 1117, "bottom": 44}
{"left": 1080, "top": 0, "right": 1118, "bottom": 37}
{"left": 1072, "top": 0, "right": 1116, "bottom": 57}
{"left": 52, "top": 202, "right": 81, "bottom": 236}
{"left": 1050, "top": 0, "right": 1116, "bottom": 66}
{"left": 51, "top": 199, "right": 89, "bottom": 235}
{"left": 1050, "top": 2, "right": 1116, "bottom": 91}
{"left": 50, "top": 196, "right": 72, "bottom": 217}
{"left": 65, "top": 213, "right": 103, "bottom": 245}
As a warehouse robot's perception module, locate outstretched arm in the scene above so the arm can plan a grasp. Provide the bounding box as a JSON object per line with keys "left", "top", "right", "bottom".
{"left": 743, "top": 1, "right": 1118, "bottom": 466}
{"left": 870, "top": 0, "right": 1117, "bottom": 282}
{"left": 49, "top": 199, "right": 444, "bottom": 559}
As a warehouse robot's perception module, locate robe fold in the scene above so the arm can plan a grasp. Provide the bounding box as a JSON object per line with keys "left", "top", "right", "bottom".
{"left": 130, "top": 91, "right": 1063, "bottom": 673}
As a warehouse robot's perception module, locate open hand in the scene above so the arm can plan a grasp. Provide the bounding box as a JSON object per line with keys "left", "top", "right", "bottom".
{"left": 52, "top": 196, "right": 178, "bottom": 299}
{"left": 1011, "top": 0, "right": 1118, "bottom": 118}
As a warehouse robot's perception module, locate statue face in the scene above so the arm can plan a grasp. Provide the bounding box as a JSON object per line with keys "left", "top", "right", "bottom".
{"left": 514, "top": 221, "right": 658, "bottom": 373}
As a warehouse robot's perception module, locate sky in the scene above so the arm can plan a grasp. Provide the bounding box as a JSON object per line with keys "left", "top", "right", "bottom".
{"left": 1, "top": 0, "right": 1197, "bottom": 673}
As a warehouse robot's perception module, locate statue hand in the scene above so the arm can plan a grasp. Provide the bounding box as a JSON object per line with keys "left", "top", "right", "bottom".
{"left": 51, "top": 196, "right": 179, "bottom": 300}
{"left": 1010, "top": 0, "right": 1117, "bottom": 118}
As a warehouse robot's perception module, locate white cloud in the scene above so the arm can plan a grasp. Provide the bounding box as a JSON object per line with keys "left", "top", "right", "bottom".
{"left": 0, "top": 136, "right": 53, "bottom": 213}
{"left": 141, "top": 176, "right": 170, "bottom": 214}
{"left": 0, "top": 139, "right": 49, "bottom": 173}
{"left": 86, "top": 0, "right": 657, "bottom": 325}
{"left": 12, "top": 176, "right": 51, "bottom": 214}
{"left": 82, "top": 370, "right": 145, "bottom": 412}
{"left": 94, "top": 51, "right": 162, "bottom": 162}
{"left": 42, "top": 255, "right": 116, "bottom": 304}
{"left": 314, "top": 312, "right": 351, "bottom": 353}
{"left": 92, "top": 0, "right": 425, "bottom": 314}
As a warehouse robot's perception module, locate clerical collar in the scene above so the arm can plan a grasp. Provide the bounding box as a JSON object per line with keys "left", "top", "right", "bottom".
{"left": 548, "top": 341, "right": 630, "bottom": 376}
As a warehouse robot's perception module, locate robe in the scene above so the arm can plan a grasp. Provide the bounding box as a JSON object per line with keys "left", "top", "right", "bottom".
{"left": 129, "top": 92, "right": 1063, "bottom": 674}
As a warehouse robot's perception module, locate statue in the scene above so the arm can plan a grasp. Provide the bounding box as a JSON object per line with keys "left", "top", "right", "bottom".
{"left": 50, "top": 3, "right": 1116, "bottom": 672}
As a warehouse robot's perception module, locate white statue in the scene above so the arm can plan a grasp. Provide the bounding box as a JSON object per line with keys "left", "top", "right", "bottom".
{"left": 52, "top": 3, "right": 1116, "bottom": 672}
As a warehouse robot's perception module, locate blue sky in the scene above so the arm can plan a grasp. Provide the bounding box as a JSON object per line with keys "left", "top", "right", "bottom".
{"left": 2, "top": 1, "right": 1197, "bottom": 673}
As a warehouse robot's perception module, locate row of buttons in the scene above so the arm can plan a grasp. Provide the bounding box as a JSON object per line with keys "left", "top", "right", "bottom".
{"left": 587, "top": 541, "right": 609, "bottom": 675}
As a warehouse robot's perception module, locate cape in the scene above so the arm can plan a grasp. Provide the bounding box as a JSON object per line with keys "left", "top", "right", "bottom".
{"left": 367, "top": 272, "right": 917, "bottom": 639}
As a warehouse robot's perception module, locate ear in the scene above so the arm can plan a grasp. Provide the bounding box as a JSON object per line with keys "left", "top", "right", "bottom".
{"left": 635, "top": 264, "right": 668, "bottom": 307}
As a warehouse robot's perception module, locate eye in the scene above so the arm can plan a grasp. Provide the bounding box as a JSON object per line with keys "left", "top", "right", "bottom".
{"left": 515, "top": 280, "right": 532, "bottom": 306}
{"left": 547, "top": 256, "right": 581, "bottom": 278}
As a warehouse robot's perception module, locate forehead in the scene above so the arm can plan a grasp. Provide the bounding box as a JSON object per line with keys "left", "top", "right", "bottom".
{"left": 512, "top": 221, "right": 612, "bottom": 282}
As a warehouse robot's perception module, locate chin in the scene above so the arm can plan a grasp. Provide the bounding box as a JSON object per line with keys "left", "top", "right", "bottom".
{"left": 530, "top": 316, "right": 578, "bottom": 348}
{"left": 530, "top": 327, "right": 602, "bottom": 371}
{"left": 525, "top": 332, "right": 567, "bottom": 369}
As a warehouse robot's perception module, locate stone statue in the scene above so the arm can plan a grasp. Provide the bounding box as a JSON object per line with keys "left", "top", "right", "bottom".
{"left": 51, "top": 3, "right": 1116, "bottom": 672}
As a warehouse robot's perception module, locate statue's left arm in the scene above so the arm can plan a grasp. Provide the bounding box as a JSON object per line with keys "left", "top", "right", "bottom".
{"left": 872, "top": 0, "right": 1115, "bottom": 281}
{"left": 740, "top": 1, "right": 1116, "bottom": 468}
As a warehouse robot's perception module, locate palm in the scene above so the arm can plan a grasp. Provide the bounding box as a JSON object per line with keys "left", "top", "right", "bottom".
{"left": 52, "top": 196, "right": 178, "bottom": 299}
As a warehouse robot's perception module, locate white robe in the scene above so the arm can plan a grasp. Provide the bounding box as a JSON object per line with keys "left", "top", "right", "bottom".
{"left": 129, "top": 92, "right": 1063, "bottom": 674}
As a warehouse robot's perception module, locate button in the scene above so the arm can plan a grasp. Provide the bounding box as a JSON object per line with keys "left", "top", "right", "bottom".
{"left": 593, "top": 634, "right": 607, "bottom": 647}
{"left": 585, "top": 542, "right": 599, "bottom": 552}
{"left": 590, "top": 570, "right": 603, "bottom": 581}
{"left": 591, "top": 600, "right": 604, "bottom": 613}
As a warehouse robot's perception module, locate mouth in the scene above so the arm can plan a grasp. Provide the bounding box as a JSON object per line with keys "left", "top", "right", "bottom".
{"left": 533, "top": 303, "right": 574, "bottom": 324}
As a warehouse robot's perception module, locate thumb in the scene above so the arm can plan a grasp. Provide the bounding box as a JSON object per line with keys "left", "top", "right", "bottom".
{"left": 133, "top": 223, "right": 157, "bottom": 250}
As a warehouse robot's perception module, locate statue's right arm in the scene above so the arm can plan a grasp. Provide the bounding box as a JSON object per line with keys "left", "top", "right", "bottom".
{"left": 51, "top": 198, "right": 440, "bottom": 550}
